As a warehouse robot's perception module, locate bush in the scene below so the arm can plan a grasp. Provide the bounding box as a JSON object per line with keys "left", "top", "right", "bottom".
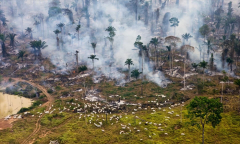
{"left": 47, "top": 89, "right": 53, "bottom": 93}
{"left": 18, "top": 100, "right": 43, "bottom": 114}
{"left": 18, "top": 107, "right": 29, "bottom": 113}
{"left": 78, "top": 65, "right": 88, "bottom": 73}
{"left": 39, "top": 95, "right": 46, "bottom": 99}
{"left": 56, "top": 86, "right": 61, "bottom": 90}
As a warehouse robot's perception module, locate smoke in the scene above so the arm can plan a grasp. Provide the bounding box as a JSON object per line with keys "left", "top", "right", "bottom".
{"left": 0, "top": 0, "right": 226, "bottom": 87}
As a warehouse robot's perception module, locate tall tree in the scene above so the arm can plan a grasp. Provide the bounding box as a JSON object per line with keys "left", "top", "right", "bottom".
{"left": 199, "top": 24, "right": 210, "bottom": 41}
{"left": 166, "top": 45, "right": 172, "bottom": 71}
{"left": 182, "top": 33, "right": 192, "bottom": 45}
{"left": 30, "top": 40, "right": 48, "bottom": 60}
{"left": 169, "top": 17, "right": 179, "bottom": 36}
{"left": 88, "top": 55, "right": 99, "bottom": 70}
{"left": 150, "top": 37, "right": 160, "bottom": 69}
{"left": 25, "top": 27, "right": 33, "bottom": 39}
{"left": 91, "top": 43, "right": 97, "bottom": 54}
{"left": 8, "top": 33, "right": 16, "bottom": 49}
{"left": 226, "top": 57, "right": 234, "bottom": 72}
{"left": 187, "top": 97, "right": 223, "bottom": 144}
{"left": 105, "top": 26, "right": 116, "bottom": 59}
{"left": 0, "top": 33, "right": 8, "bottom": 57}
{"left": 125, "top": 59, "right": 134, "bottom": 81}
{"left": 203, "top": 40, "right": 215, "bottom": 59}
{"left": 76, "top": 24, "right": 81, "bottom": 46}
{"left": 53, "top": 29, "right": 61, "bottom": 49}
{"left": 199, "top": 60, "right": 208, "bottom": 83}
{"left": 209, "top": 53, "right": 214, "bottom": 72}
{"left": 134, "top": 35, "right": 143, "bottom": 71}
{"left": 18, "top": 50, "right": 25, "bottom": 62}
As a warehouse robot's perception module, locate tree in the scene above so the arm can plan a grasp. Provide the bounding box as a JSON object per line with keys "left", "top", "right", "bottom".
{"left": 29, "top": 40, "right": 38, "bottom": 60}
{"left": 25, "top": 27, "right": 33, "bottom": 39}
{"left": 0, "top": 33, "right": 8, "bottom": 57}
{"left": 181, "top": 45, "right": 195, "bottom": 90}
{"left": 18, "top": 50, "right": 25, "bottom": 62}
{"left": 76, "top": 24, "right": 81, "bottom": 45}
{"left": 57, "top": 23, "right": 65, "bottom": 48}
{"left": 150, "top": 37, "right": 160, "bottom": 69}
{"left": 53, "top": 29, "right": 61, "bottom": 49}
{"left": 30, "top": 40, "right": 48, "bottom": 60}
{"left": 166, "top": 45, "right": 172, "bottom": 70}
{"left": 91, "top": 43, "right": 97, "bottom": 54}
{"left": 169, "top": 17, "right": 179, "bottom": 36}
{"left": 78, "top": 65, "right": 87, "bottom": 73}
{"left": 199, "top": 60, "right": 208, "bottom": 83}
{"left": 192, "top": 63, "right": 198, "bottom": 71}
{"left": 203, "top": 40, "right": 215, "bottom": 59}
{"left": 131, "top": 69, "right": 142, "bottom": 80}
{"left": 187, "top": 97, "right": 223, "bottom": 144}
{"left": 88, "top": 55, "right": 99, "bottom": 70}
{"left": 125, "top": 59, "right": 134, "bottom": 81}
{"left": 199, "top": 24, "right": 210, "bottom": 41}
{"left": 8, "top": 33, "right": 16, "bottom": 48}
{"left": 234, "top": 79, "right": 240, "bottom": 95}
{"left": 209, "top": 53, "right": 214, "bottom": 72}
{"left": 226, "top": 57, "right": 234, "bottom": 72}
{"left": 182, "top": 33, "right": 192, "bottom": 44}
{"left": 134, "top": 35, "right": 143, "bottom": 72}
{"left": 105, "top": 26, "right": 116, "bottom": 59}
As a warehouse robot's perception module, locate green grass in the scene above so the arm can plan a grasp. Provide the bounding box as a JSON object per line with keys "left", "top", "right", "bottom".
{"left": 20, "top": 105, "right": 240, "bottom": 144}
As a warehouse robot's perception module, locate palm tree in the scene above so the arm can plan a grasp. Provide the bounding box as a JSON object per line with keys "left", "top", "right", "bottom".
{"left": 8, "top": 33, "right": 16, "bottom": 49}
{"left": 88, "top": 55, "right": 99, "bottom": 70}
{"left": 0, "top": 34, "right": 8, "bottom": 57}
{"left": 150, "top": 37, "right": 159, "bottom": 69}
{"left": 169, "top": 17, "right": 179, "bottom": 36}
{"left": 226, "top": 57, "right": 234, "bottom": 72}
{"left": 191, "top": 63, "right": 198, "bottom": 71}
{"left": 76, "top": 24, "right": 81, "bottom": 45}
{"left": 134, "top": 35, "right": 144, "bottom": 72}
{"left": 131, "top": 69, "right": 142, "bottom": 80}
{"left": 166, "top": 45, "right": 172, "bottom": 71}
{"left": 105, "top": 26, "right": 116, "bottom": 59}
{"left": 91, "top": 43, "right": 97, "bottom": 54}
{"left": 125, "top": 59, "right": 134, "bottom": 81}
{"left": 25, "top": 27, "right": 33, "bottom": 39}
{"left": 57, "top": 23, "right": 65, "bottom": 34}
{"left": 199, "top": 60, "right": 208, "bottom": 83}
{"left": 18, "top": 50, "right": 25, "bottom": 62}
{"left": 203, "top": 40, "right": 215, "bottom": 60}
{"left": 209, "top": 53, "right": 214, "bottom": 72}
{"left": 29, "top": 40, "right": 38, "bottom": 60}
{"left": 30, "top": 40, "right": 48, "bottom": 60}
{"left": 57, "top": 23, "right": 65, "bottom": 48}
{"left": 182, "top": 33, "right": 192, "bottom": 45}
{"left": 53, "top": 29, "right": 61, "bottom": 49}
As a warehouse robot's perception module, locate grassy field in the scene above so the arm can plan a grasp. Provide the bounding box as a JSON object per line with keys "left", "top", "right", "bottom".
{"left": 1, "top": 96, "right": 240, "bottom": 144}
{"left": 22, "top": 105, "right": 240, "bottom": 143}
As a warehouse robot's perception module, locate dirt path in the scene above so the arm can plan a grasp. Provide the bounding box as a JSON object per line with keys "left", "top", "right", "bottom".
{"left": 2, "top": 77, "right": 54, "bottom": 144}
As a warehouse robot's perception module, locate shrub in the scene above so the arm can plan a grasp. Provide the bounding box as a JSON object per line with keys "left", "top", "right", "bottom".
{"left": 47, "top": 89, "right": 53, "bottom": 93}
{"left": 56, "top": 86, "right": 61, "bottom": 90}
